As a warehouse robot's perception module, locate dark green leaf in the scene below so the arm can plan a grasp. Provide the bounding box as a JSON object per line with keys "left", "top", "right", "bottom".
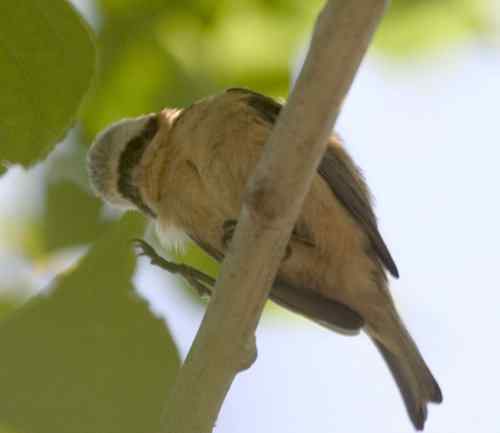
{"left": 0, "top": 0, "right": 95, "bottom": 174}
{"left": 0, "top": 213, "right": 180, "bottom": 433}
{"left": 43, "top": 180, "right": 112, "bottom": 252}
{"left": 0, "top": 298, "right": 21, "bottom": 322}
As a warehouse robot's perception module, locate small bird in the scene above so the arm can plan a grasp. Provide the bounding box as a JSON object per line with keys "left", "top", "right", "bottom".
{"left": 87, "top": 88, "right": 442, "bottom": 430}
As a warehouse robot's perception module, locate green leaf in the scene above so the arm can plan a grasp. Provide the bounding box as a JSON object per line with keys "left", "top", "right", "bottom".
{"left": 0, "top": 423, "right": 21, "bottom": 433}
{"left": 0, "top": 298, "right": 21, "bottom": 322}
{"left": 43, "top": 180, "right": 112, "bottom": 252}
{"left": 0, "top": 213, "right": 180, "bottom": 433}
{"left": 0, "top": 0, "right": 95, "bottom": 175}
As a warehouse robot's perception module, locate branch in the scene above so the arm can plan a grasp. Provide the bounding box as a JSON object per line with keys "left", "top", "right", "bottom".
{"left": 160, "top": 1, "right": 388, "bottom": 432}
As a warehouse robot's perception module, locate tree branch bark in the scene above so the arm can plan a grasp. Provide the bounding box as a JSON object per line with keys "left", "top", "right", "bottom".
{"left": 160, "top": 1, "right": 389, "bottom": 432}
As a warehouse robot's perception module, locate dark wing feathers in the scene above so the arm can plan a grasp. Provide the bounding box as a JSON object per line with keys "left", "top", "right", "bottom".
{"left": 230, "top": 87, "right": 399, "bottom": 278}
{"left": 189, "top": 234, "right": 364, "bottom": 333}
{"left": 227, "top": 87, "right": 282, "bottom": 123}
{"left": 318, "top": 149, "right": 399, "bottom": 278}
{"left": 271, "top": 278, "right": 364, "bottom": 333}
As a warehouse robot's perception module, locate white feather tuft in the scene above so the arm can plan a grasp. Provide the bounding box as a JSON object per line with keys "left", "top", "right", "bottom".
{"left": 155, "top": 220, "right": 189, "bottom": 254}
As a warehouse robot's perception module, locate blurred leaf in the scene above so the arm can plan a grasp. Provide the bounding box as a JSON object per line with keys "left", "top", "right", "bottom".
{"left": 175, "top": 243, "right": 219, "bottom": 281}
{"left": 81, "top": 0, "right": 202, "bottom": 138}
{"left": 0, "top": 424, "right": 21, "bottom": 433}
{"left": 0, "top": 0, "right": 95, "bottom": 175}
{"left": 83, "top": 35, "right": 204, "bottom": 138}
{"left": 0, "top": 213, "right": 180, "bottom": 433}
{"left": 376, "top": 0, "right": 491, "bottom": 56}
{"left": 82, "top": 0, "right": 319, "bottom": 140}
{"left": 0, "top": 298, "right": 21, "bottom": 322}
{"left": 0, "top": 218, "right": 45, "bottom": 262}
{"left": 43, "top": 180, "right": 112, "bottom": 252}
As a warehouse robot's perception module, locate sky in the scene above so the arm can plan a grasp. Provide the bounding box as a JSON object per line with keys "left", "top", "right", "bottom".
{"left": 137, "top": 44, "right": 500, "bottom": 433}
{"left": 1, "top": 1, "right": 500, "bottom": 432}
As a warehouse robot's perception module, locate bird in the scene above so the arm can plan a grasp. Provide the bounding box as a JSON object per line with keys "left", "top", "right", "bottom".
{"left": 87, "top": 87, "right": 442, "bottom": 430}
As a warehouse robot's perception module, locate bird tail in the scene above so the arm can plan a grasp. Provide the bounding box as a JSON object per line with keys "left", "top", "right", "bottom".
{"left": 367, "top": 313, "right": 442, "bottom": 430}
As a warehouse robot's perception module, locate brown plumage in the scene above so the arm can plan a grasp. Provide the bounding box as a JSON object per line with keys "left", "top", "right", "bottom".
{"left": 88, "top": 88, "right": 442, "bottom": 430}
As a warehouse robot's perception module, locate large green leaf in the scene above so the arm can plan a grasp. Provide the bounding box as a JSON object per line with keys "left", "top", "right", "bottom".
{"left": 0, "top": 213, "right": 180, "bottom": 433}
{"left": 0, "top": 0, "right": 95, "bottom": 175}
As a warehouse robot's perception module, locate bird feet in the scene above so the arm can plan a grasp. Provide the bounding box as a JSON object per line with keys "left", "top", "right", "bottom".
{"left": 133, "top": 239, "right": 215, "bottom": 298}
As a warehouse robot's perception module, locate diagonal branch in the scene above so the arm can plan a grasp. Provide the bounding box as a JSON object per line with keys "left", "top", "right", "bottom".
{"left": 160, "top": 1, "right": 389, "bottom": 432}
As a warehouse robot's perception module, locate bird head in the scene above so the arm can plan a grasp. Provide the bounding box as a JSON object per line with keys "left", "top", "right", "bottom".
{"left": 87, "top": 112, "right": 168, "bottom": 217}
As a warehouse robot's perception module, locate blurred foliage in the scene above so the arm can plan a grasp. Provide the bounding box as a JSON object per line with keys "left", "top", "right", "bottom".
{"left": 173, "top": 242, "right": 220, "bottom": 281}
{"left": 377, "top": 0, "right": 493, "bottom": 56}
{"left": 0, "top": 299, "right": 21, "bottom": 322}
{"left": 0, "top": 213, "right": 180, "bottom": 433}
{"left": 0, "top": 0, "right": 95, "bottom": 176}
{"left": 0, "top": 424, "right": 21, "bottom": 433}
{"left": 40, "top": 138, "right": 113, "bottom": 256}
{"left": 43, "top": 180, "right": 112, "bottom": 253}
{"left": 82, "top": 0, "right": 322, "bottom": 139}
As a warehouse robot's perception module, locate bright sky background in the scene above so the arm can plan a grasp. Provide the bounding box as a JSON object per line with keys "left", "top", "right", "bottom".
{"left": 137, "top": 44, "right": 500, "bottom": 433}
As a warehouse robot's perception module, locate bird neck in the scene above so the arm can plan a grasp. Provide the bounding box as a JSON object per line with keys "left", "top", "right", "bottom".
{"left": 138, "top": 108, "right": 182, "bottom": 216}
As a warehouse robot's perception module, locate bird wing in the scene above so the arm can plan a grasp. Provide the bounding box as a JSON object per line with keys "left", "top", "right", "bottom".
{"left": 318, "top": 148, "right": 399, "bottom": 277}
{"left": 188, "top": 233, "right": 364, "bottom": 333}
{"left": 227, "top": 87, "right": 399, "bottom": 278}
